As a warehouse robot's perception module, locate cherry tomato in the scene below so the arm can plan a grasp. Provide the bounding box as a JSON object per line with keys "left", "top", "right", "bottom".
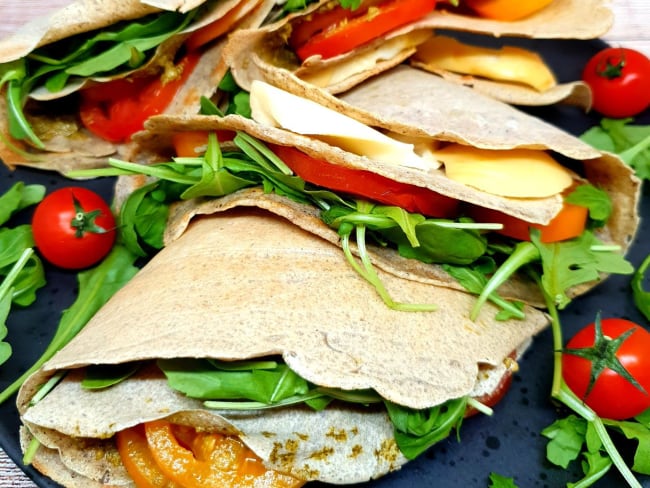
{"left": 291, "top": 0, "right": 438, "bottom": 61}
{"left": 31, "top": 187, "right": 116, "bottom": 269}
{"left": 466, "top": 199, "right": 588, "bottom": 243}
{"left": 582, "top": 47, "right": 650, "bottom": 118}
{"left": 463, "top": 0, "right": 553, "bottom": 21}
{"left": 139, "top": 420, "right": 304, "bottom": 487}
{"left": 562, "top": 317, "right": 650, "bottom": 420}
{"left": 269, "top": 143, "right": 459, "bottom": 218}
{"left": 79, "top": 54, "right": 200, "bottom": 143}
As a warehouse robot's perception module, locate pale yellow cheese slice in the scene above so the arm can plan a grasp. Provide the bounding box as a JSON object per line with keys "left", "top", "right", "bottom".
{"left": 434, "top": 144, "right": 573, "bottom": 198}
{"left": 412, "top": 35, "right": 557, "bottom": 92}
{"left": 249, "top": 80, "right": 437, "bottom": 170}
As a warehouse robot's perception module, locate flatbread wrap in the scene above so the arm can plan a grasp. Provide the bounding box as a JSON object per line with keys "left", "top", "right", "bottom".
{"left": 0, "top": 0, "right": 274, "bottom": 174}
{"left": 129, "top": 65, "right": 639, "bottom": 309}
{"left": 409, "top": 34, "right": 593, "bottom": 108}
{"left": 223, "top": 0, "right": 612, "bottom": 95}
{"left": 17, "top": 188, "right": 550, "bottom": 486}
{"left": 13, "top": 42, "right": 640, "bottom": 488}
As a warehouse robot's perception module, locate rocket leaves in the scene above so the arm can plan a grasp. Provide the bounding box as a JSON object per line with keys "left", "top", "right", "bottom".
{"left": 155, "top": 357, "right": 470, "bottom": 459}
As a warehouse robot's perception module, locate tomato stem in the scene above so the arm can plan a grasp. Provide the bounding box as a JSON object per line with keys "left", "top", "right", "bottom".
{"left": 541, "top": 278, "right": 643, "bottom": 488}
{"left": 470, "top": 241, "right": 539, "bottom": 320}
{"left": 596, "top": 52, "right": 626, "bottom": 79}
{"left": 71, "top": 195, "right": 111, "bottom": 238}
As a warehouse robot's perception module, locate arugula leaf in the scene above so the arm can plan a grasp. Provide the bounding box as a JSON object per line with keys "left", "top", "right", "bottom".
{"left": 443, "top": 260, "right": 525, "bottom": 320}
{"left": 0, "top": 182, "right": 45, "bottom": 225}
{"left": 614, "top": 420, "right": 650, "bottom": 475}
{"left": 564, "top": 184, "right": 612, "bottom": 228}
{"left": 0, "top": 198, "right": 45, "bottom": 306}
{"left": 0, "top": 292, "right": 11, "bottom": 366}
{"left": 631, "top": 253, "right": 650, "bottom": 322}
{"left": 0, "top": 248, "right": 35, "bottom": 366}
{"left": 580, "top": 118, "right": 650, "bottom": 180}
{"left": 0, "top": 244, "right": 139, "bottom": 404}
{"left": 155, "top": 356, "right": 470, "bottom": 460}
{"left": 180, "top": 132, "right": 256, "bottom": 199}
{"left": 385, "top": 397, "right": 466, "bottom": 460}
{"left": 543, "top": 415, "right": 588, "bottom": 469}
{"left": 117, "top": 179, "right": 186, "bottom": 257}
{"left": 488, "top": 473, "right": 519, "bottom": 488}
{"left": 81, "top": 362, "right": 140, "bottom": 390}
{"left": 158, "top": 358, "right": 311, "bottom": 404}
{"left": 534, "top": 230, "right": 633, "bottom": 309}
{"left": 1, "top": 9, "right": 195, "bottom": 148}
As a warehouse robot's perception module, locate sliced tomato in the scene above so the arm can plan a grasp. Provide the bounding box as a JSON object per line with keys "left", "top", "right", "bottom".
{"left": 292, "top": 0, "right": 438, "bottom": 61}
{"left": 116, "top": 424, "right": 181, "bottom": 488}
{"left": 465, "top": 351, "right": 518, "bottom": 417}
{"left": 184, "top": 0, "right": 254, "bottom": 51}
{"left": 289, "top": 4, "right": 360, "bottom": 51}
{"left": 79, "top": 53, "right": 200, "bottom": 143}
{"left": 142, "top": 420, "right": 304, "bottom": 488}
{"left": 467, "top": 200, "right": 588, "bottom": 243}
{"left": 270, "top": 144, "right": 458, "bottom": 217}
{"left": 172, "top": 130, "right": 236, "bottom": 157}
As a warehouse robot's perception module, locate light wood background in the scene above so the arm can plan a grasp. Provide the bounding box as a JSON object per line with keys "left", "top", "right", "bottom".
{"left": 1, "top": 1, "right": 649, "bottom": 486}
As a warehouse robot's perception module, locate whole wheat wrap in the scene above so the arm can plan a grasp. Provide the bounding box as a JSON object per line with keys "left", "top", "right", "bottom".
{"left": 132, "top": 65, "right": 640, "bottom": 306}
{"left": 17, "top": 190, "right": 549, "bottom": 486}
{"left": 0, "top": 0, "right": 274, "bottom": 174}
{"left": 223, "top": 0, "right": 612, "bottom": 95}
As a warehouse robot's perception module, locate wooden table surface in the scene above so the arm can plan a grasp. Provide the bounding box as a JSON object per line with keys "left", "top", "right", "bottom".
{"left": 1, "top": 1, "right": 649, "bottom": 486}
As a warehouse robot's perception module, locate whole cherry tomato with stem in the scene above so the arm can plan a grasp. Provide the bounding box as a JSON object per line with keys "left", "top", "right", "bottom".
{"left": 31, "top": 187, "right": 116, "bottom": 270}
{"left": 562, "top": 315, "right": 650, "bottom": 420}
{"left": 582, "top": 47, "right": 650, "bottom": 118}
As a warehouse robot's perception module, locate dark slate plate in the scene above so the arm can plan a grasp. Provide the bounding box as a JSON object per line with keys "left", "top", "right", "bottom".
{"left": 1, "top": 34, "right": 649, "bottom": 488}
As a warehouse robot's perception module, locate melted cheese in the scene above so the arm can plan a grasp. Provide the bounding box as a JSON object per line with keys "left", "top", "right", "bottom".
{"left": 434, "top": 144, "right": 573, "bottom": 198}
{"left": 412, "top": 36, "right": 557, "bottom": 92}
{"left": 249, "top": 80, "right": 436, "bottom": 170}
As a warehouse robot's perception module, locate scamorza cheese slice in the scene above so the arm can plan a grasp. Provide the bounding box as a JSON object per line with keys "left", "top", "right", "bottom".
{"left": 434, "top": 144, "right": 573, "bottom": 198}
{"left": 412, "top": 35, "right": 557, "bottom": 92}
{"left": 249, "top": 80, "right": 438, "bottom": 170}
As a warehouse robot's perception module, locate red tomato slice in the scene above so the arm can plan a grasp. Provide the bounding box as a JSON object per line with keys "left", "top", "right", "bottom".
{"left": 184, "top": 0, "right": 254, "bottom": 51}
{"left": 293, "top": 0, "right": 438, "bottom": 61}
{"left": 79, "top": 54, "right": 200, "bottom": 143}
{"left": 466, "top": 200, "right": 588, "bottom": 243}
{"left": 270, "top": 143, "right": 459, "bottom": 217}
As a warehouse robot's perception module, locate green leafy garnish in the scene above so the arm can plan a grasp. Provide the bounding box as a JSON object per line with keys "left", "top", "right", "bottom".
{"left": 154, "top": 357, "right": 474, "bottom": 459}
{"left": 0, "top": 245, "right": 139, "bottom": 404}
{"left": 81, "top": 362, "right": 141, "bottom": 390}
{"left": 580, "top": 118, "right": 650, "bottom": 180}
{"left": 0, "top": 248, "right": 35, "bottom": 366}
{"left": 0, "top": 10, "right": 196, "bottom": 148}
{"left": 631, "top": 253, "right": 650, "bottom": 322}
{"left": 488, "top": 472, "right": 519, "bottom": 488}
{"left": 564, "top": 184, "right": 612, "bottom": 228}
